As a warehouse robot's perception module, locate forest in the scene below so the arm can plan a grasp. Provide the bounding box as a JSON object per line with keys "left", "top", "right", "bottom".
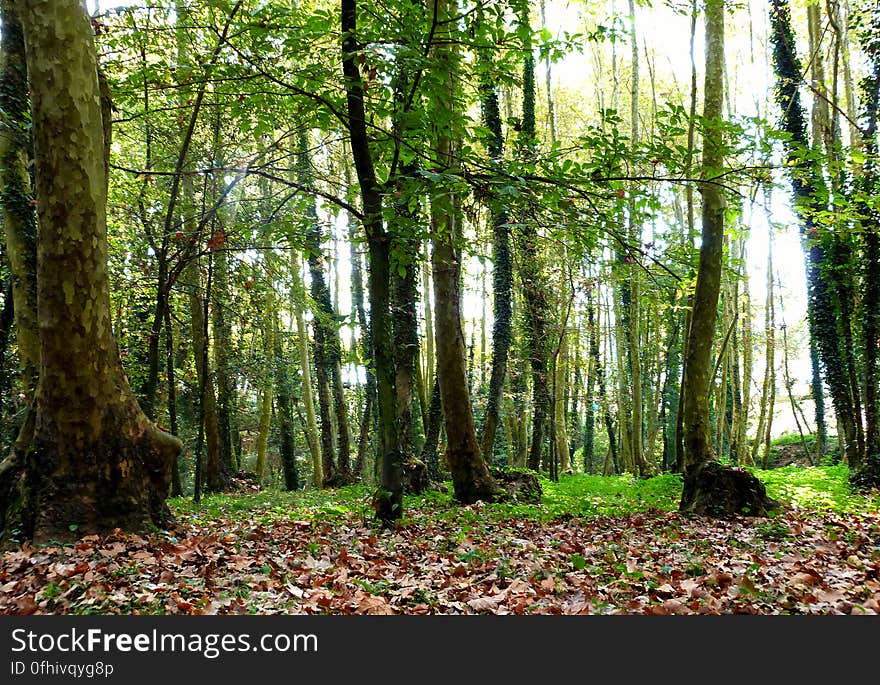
{"left": 0, "top": 0, "right": 878, "bottom": 617}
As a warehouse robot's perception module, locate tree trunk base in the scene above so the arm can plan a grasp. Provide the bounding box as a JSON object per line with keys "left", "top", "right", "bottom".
{"left": 851, "top": 457, "right": 880, "bottom": 492}
{"left": 490, "top": 467, "right": 542, "bottom": 503}
{"left": 1, "top": 408, "right": 180, "bottom": 546}
{"left": 679, "top": 462, "right": 777, "bottom": 517}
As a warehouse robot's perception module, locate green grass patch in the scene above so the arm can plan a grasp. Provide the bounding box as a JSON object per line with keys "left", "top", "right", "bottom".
{"left": 755, "top": 464, "right": 880, "bottom": 513}
{"left": 168, "top": 465, "right": 878, "bottom": 527}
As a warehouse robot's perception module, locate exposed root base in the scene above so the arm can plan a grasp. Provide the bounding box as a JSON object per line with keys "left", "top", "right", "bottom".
{"left": 680, "top": 462, "right": 777, "bottom": 518}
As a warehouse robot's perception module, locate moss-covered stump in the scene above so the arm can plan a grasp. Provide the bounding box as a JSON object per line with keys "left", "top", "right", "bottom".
{"left": 679, "top": 461, "right": 777, "bottom": 517}
{"left": 489, "top": 468, "right": 542, "bottom": 504}
{"left": 323, "top": 469, "right": 359, "bottom": 488}
{"left": 402, "top": 457, "right": 428, "bottom": 495}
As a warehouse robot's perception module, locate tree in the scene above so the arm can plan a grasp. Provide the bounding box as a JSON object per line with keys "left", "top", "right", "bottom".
{"left": 1, "top": 0, "right": 181, "bottom": 543}
{"left": 679, "top": 0, "right": 774, "bottom": 517}
{"left": 428, "top": 0, "right": 498, "bottom": 504}
{"left": 341, "top": 0, "right": 402, "bottom": 524}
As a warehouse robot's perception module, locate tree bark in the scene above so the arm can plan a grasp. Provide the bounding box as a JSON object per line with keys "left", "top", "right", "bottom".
{"left": 478, "top": 78, "right": 513, "bottom": 463}
{"left": 430, "top": 0, "right": 497, "bottom": 503}
{"left": 1, "top": 0, "right": 181, "bottom": 543}
{"left": 291, "top": 260, "right": 322, "bottom": 487}
{"left": 0, "top": 0, "right": 39, "bottom": 405}
{"left": 342, "top": 0, "right": 402, "bottom": 523}
{"left": 679, "top": 0, "right": 773, "bottom": 516}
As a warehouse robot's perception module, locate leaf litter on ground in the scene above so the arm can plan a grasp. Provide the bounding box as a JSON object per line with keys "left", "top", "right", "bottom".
{"left": 2, "top": 470, "right": 879, "bottom": 616}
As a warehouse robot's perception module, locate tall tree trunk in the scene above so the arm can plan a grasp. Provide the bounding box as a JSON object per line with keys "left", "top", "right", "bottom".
{"left": 554, "top": 328, "right": 571, "bottom": 473}
{"left": 738, "top": 239, "right": 754, "bottom": 466}
{"left": 752, "top": 227, "right": 776, "bottom": 466}
{"left": 298, "top": 131, "right": 350, "bottom": 484}
{"left": 255, "top": 280, "right": 274, "bottom": 483}
{"left": 186, "top": 255, "right": 225, "bottom": 492}
{"left": 429, "top": 0, "right": 497, "bottom": 503}
{"left": 679, "top": 0, "right": 773, "bottom": 516}
{"left": 626, "top": 0, "right": 649, "bottom": 478}
{"left": 291, "top": 260, "right": 322, "bottom": 488}
{"left": 516, "top": 2, "right": 552, "bottom": 474}
{"left": 212, "top": 227, "right": 237, "bottom": 478}
{"left": 390, "top": 162, "right": 421, "bottom": 468}
{"left": 342, "top": 0, "right": 402, "bottom": 523}
{"left": 1, "top": 0, "right": 181, "bottom": 543}
{"left": 348, "top": 210, "right": 375, "bottom": 478}
{"left": 769, "top": 0, "right": 859, "bottom": 467}
{"left": 854, "top": 20, "right": 880, "bottom": 488}
{"left": 164, "top": 304, "right": 183, "bottom": 496}
{"left": 478, "top": 78, "right": 513, "bottom": 462}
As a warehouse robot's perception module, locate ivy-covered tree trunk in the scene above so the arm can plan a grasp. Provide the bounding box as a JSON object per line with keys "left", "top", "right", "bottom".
{"left": 273, "top": 313, "right": 299, "bottom": 491}
{"left": 514, "top": 1, "right": 552, "bottom": 474}
{"left": 478, "top": 78, "right": 513, "bottom": 463}
{"left": 0, "top": 0, "right": 39, "bottom": 406}
{"left": 1, "top": 0, "right": 181, "bottom": 543}
{"left": 298, "top": 131, "right": 350, "bottom": 485}
{"left": 679, "top": 0, "right": 773, "bottom": 517}
{"left": 769, "top": 0, "right": 859, "bottom": 467}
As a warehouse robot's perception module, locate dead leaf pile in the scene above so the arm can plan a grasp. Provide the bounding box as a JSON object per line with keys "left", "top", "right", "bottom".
{"left": 1, "top": 506, "right": 878, "bottom": 615}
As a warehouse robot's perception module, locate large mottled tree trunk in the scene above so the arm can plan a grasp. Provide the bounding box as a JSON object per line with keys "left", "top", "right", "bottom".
{"left": 679, "top": 0, "right": 773, "bottom": 517}
{"left": 430, "top": 0, "right": 497, "bottom": 504}
{"left": 1, "top": 0, "right": 181, "bottom": 543}
{"left": 391, "top": 191, "right": 420, "bottom": 465}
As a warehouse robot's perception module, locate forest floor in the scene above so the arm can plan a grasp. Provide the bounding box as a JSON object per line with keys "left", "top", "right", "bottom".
{"left": 2, "top": 466, "right": 879, "bottom": 615}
